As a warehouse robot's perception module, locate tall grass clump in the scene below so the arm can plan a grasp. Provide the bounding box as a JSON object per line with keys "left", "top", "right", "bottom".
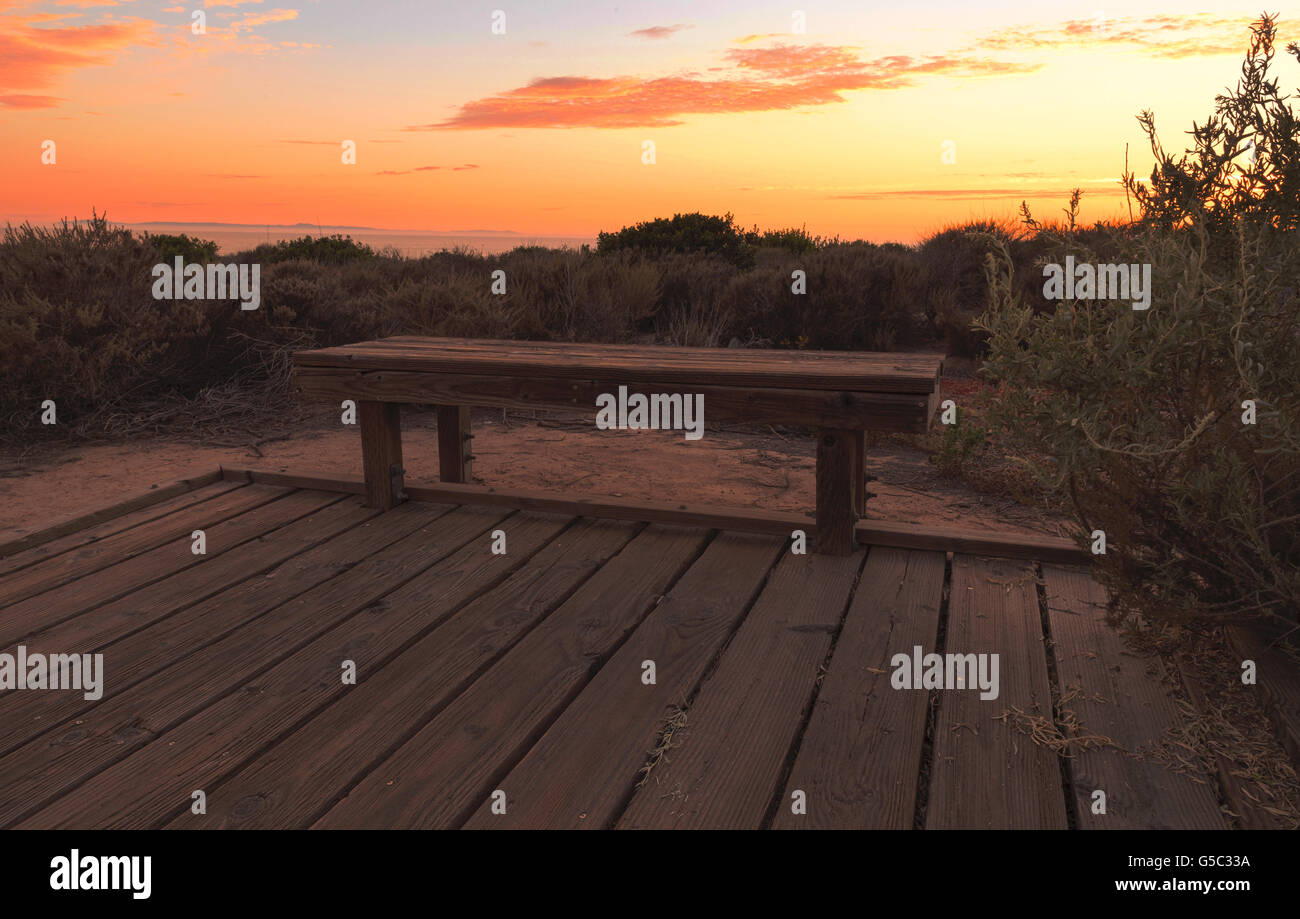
{"left": 977, "top": 14, "right": 1300, "bottom": 627}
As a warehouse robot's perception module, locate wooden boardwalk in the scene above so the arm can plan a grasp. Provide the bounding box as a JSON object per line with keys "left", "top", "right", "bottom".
{"left": 0, "top": 475, "right": 1228, "bottom": 829}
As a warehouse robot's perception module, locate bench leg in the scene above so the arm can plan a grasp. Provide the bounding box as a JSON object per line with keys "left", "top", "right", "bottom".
{"left": 816, "top": 428, "right": 856, "bottom": 556}
{"left": 850, "top": 429, "right": 867, "bottom": 517}
{"left": 359, "top": 401, "right": 405, "bottom": 509}
{"left": 437, "top": 405, "right": 474, "bottom": 484}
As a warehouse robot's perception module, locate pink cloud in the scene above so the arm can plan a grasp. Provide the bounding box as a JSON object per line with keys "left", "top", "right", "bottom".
{"left": 630, "top": 24, "right": 692, "bottom": 40}
{"left": 413, "top": 43, "right": 1039, "bottom": 130}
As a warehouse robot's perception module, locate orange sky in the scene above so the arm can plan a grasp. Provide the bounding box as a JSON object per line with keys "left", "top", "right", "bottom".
{"left": 0, "top": 1, "right": 1284, "bottom": 242}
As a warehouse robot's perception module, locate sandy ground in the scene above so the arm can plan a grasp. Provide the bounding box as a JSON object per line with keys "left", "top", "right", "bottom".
{"left": 0, "top": 408, "right": 1069, "bottom": 544}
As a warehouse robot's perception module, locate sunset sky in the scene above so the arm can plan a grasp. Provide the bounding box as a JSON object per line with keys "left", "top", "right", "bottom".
{"left": 0, "top": 1, "right": 1286, "bottom": 242}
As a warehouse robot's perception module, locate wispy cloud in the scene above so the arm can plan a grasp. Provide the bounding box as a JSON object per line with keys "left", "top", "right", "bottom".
{"left": 630, "top": 23, "right": 691, "bottom": 40}
{"left": 0, "top": 20, "right": 157, "bottom": 93}
{"left": 411, "top": 41, "right": 1039, "bottom": 130}
{"left": 231, "top": 7, "right": 297, "bottom": 31}
{"left": 376, "top": 164, "right": 479, "bottom": 175}
{"left": 976, "top": 13, "right": 1250, "bottom": 58}
{"left": 829, "top": 185, "right": 1127, "bottom": 201}
{"left": 0, "top": 92, "right": 64, "bottom": 108}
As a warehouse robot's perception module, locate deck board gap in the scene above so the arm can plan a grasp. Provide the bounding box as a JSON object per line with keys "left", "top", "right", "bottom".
{"left": 911, "top": 552, "right": 952, "bottom": 829}
{"left": 760, "top": 548, "right": 872, "bottom": 829}
{"left": 1036, "top": 562, "right": 1080, "bottom": 829}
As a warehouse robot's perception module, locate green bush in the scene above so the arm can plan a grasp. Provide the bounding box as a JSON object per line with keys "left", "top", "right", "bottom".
{"left": 746, "top": 224, "right": 828, "bottom": 254}
{"left": 0, "top": 216, "right": 210, "bottom": 434}
{"left": 145, "top": 232, "right": 219, "bottom": 264}
{"left": 597, "top": 212, "right": 756, "bottom": 268}
{"left": 976, "top": 15, "right": 1300, "bottom": 627}
{"left": 243, "top": 233, "right": 376, "bottom": 265}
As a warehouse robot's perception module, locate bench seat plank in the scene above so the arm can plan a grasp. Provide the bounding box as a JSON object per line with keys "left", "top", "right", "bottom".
{"left": 294, "top": 336, "right": 943, "bottom": 394}
{"left": 293, "top": 366, "right": 934, "bottom": 433}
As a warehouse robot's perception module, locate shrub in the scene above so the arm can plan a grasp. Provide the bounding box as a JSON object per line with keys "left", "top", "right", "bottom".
{"left": 145, "top": 232, "right": 219, "bottom": 264}
{"left": 0, "top": 216, "right": 210, "bottom": 436}
{"left": 917, "top": 218, "right": 1022, "bottom": 355}
{"left": 242, "top": 233, "right": 376, "bottom": 265}
{"left": 597, "top": 212, "right": 756, "bottom": 268}
{"left": 976, "top": 15, "right": 1300, "bottom": 627}
{"left": 746, "top": 224, "right": 827, "bottom": 254}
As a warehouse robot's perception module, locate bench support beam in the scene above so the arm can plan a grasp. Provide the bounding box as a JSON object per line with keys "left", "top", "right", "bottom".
{"left": 437, "top": 405, "right": 474, "bottom": 484}
{"left": 816, "top": 428, "right": 857, "bottom": 555}
{"left": 359, "top": 401, "right": 405, "bottom": 509}
{"left": 851, "top": 430, "right": 867, "bottom": 517}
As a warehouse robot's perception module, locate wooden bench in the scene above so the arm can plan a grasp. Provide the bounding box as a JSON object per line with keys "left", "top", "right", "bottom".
{"left": 292, "top": 336, "right": 943, "bottom": 554}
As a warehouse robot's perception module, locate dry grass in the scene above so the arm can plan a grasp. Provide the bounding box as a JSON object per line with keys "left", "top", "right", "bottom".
{"left": 996, "top": 694, "right": 1118, "bottom": 757}
{"left": 1138, "top": 625, "right": 1300, "bottom": 828}
{"left": 635, "top": 704, "right": 689, "bottom": 788}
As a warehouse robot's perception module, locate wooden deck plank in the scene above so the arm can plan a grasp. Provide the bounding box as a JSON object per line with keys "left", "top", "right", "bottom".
{"left": 0, "top": 488, "right": 341, "bottom": 649}
{"left": 0, "top": 498, "right": 428, "bottom": 755}
{"left": 1172, "top": 652, "right": 1281, "bottom": 828}
{"left": 1228, "top": 623, "right": 1300, "bottom": 772}
{"left": 196, "top": 517, "right": 649, "bottom": 830}
{"left": 219, "top": 468, "right": 1088, "bottom": 563}
{"left": 294, "top": 337, "right": 943, "bottom": 394}
{"left": 925, "top": 555, "right": 1069, "bottom": 829}
{"left": 1043, "top": 564, "right": 1227, "bottom": 829}
{"left": 299, "top": 524, "right": 707, "bottom": 830}
{"left": 772, "top": 548, "right": 946, "bottom": 829}
{"left": 27, "top": 509, "right": 584, "bottom": 830}
{"left": 0, "top": 504, "right": 521, "bottom": 828}
{"left": 0, "top": 480, "right": 243, "bottom": 577}
{"left": 160, "top": 515, "right": 622, "bottom": 830}
{"left": 0, "top": 474, "right": 1235, "bottom": 832}
{"left": 461, "top": 531, "right": 785, "bottom": 829}
{"left": 0, "top": 483, "right": 287, "bottom": 609}
{"left": 618, "top": 549, "right": 864, "bottom": 829}
{"left": 0, "top": 470, "right": 222, "bottom": 560}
